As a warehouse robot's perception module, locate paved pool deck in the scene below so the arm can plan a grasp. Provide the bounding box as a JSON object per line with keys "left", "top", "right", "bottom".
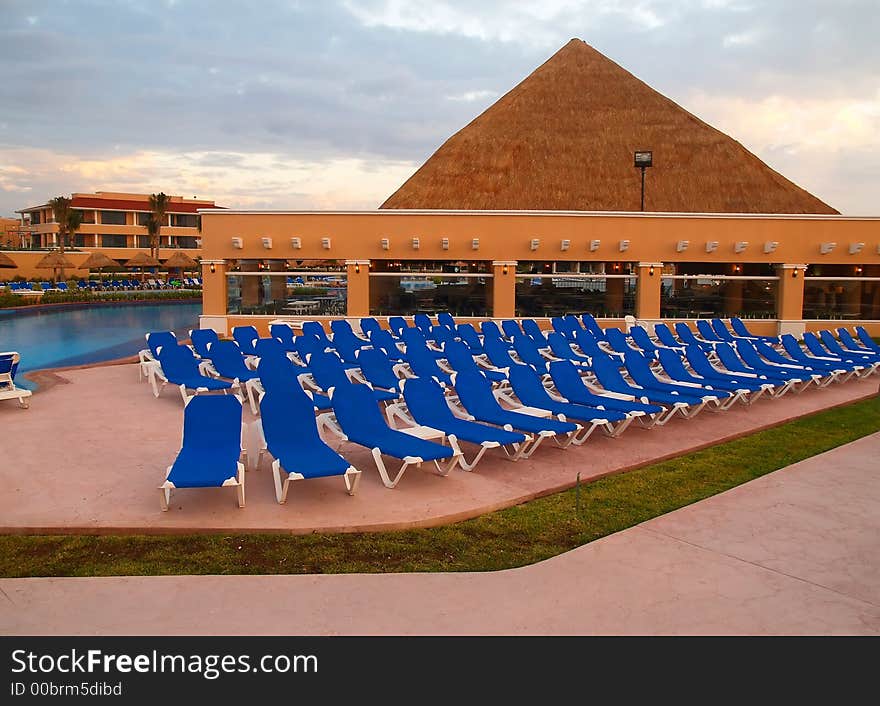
{"left": 2, "top": 432, "right": 877, "bottom": 635}
{"left": 1, "top": 363, "right": 877, "bottom": 534}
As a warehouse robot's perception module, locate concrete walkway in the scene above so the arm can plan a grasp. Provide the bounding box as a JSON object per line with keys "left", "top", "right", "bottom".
{"left": 2, "top": 432, "right": 878, "bottom": 635}
{"left": 1, "top": 363, "right": 876, "bottom": 534}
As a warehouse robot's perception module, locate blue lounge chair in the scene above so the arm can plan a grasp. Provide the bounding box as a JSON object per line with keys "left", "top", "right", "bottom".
{"left": 308, "top": 351, "right": 398, "bottom": 402}
{"left": 684, "top": 345, "right": 785, "bottom": 397}
{"left": 735, "top": 339, "right": 833, "bottom": 387}
{"left": 780, "top": 335, "right": 857, "bottom": 377}
{"left": 330, "top": 327, "right": 371, "bottom": 364}
{"left": 696, "top": 320, "right": 725, "bottom": 342}
{"left": 189, "top": 328, "right": 219, "bottom": 359}
{"left": 443, "top": 340, "right": 507, "bottom": 383}
{"left": 710, "top": 319, "right": 738, "bottom": 343}
{"left": 481, "top": 320, "right": 507, "bottom": 342}
{"left": 330, "top": 319, "right": 366, "bottom": 341}
{"left": 327, "top": 382, "right": 460, "bottom": 488}
{"left": 483, "top": 334, "right": 520, "bottom": 369}
{"left": 512, "top": 333, "right": 555, "bottom": 372}
{"left": 581, "top": 313, "right": 607, "bottom": 341}
{"left": 437, "top": 312, "right": 456, "bottom": 330}
{"left": 0, "top": 352, "right": 32, "bottom": 408}
{"left": 367, "top": 328, "right": 406, "bottom": 362}
{"left": 354, "top": 347, "right": 404, "bottom": 393}
{"left": 456, "top": 323, "right": 484, "bottom": 354}
{"left": 548, "top": 360, "right": 663, "bottom": 418}
{"left": 395, "top": 376, "right": 528, "bottom": 470}
{"left": 838, "top": 327, "right": 879, "bottom": 355}
{"left": 257, "top": 391, "right": 360, "bottom": 503}
{"left": 152, "top": 344, "right": 237, "bottom": 403}
{"left": 675, "top": 323, "right": 716, "bottom": 351}
{"left": 254, "top": 337, "right": 289, "bottom": 362}
{"left": 501, "top": 319, "right": 522, "bottom": 340}
{"left": 606, "top": 328, "right": 645, "bottom": 356}
{"left": 359, "top": 317, "right": 384, "bottom": 341}
{"left": 451, "top": 369, "right": 578, "bottom": 452}
{"left": 855, "top": 326, "right": 880, "bottom": 353}
{"left": 730, "top": 317, "right": 780, "bottom": 343}
{"left": 656, "top": 348, "right": 755, "bottom": 406}
{"left": 55, "top": 282, "right": 68, "bottom": 292}
{"left": 207, "top": 340, "right": 261, "bottom": 406}
{"left": 269, "top": 323, "right": 298, "bottom": 352}
{"left": 547, "top": 332, "right": 591, "bottom": 366}
{"left": 403, "top": 339, "right": 453, "bottom": 385}
{"left": 522, "top": 319, "right": 550, "bottom": 346}
{"left": 302, "top": 322, "right": 333, "bottom": 349}
{"left": 388, "top": 316, "right": 408, "bottom": 338}
{"left": 254, "top": 351, "right": 329, "bottom": 412}
{"left": 505, "top": 364, "right": 629, "bottom": 441}
{"left": 139, "top": 330, "right": 177, "bottom": 380}
{"left": 623, "top": 351, "right": 725, "bottom": 409}
{"left": 715, "top": 342, "right": 808, "bottom": 392}
{"left": 574, "top": 328, "right": 621, "bottom": 361}
{"left": 654, "top": 323, "right": 685, "bottom": 349}
{"left": 413, "top": 313, "right": 433, "bottom": 334}
{"left": 159, "top": 395, "right": 246, "bottom": 510}
{"left": 817, "top": 330, "right": 880, "bottom": 367}
{"left": 232, "top": 325, "right": 260, "bottom": 356}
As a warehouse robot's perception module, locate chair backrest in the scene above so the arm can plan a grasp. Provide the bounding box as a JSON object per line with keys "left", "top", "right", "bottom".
{"left": 657, "top": 348, "right": 692, "bottom": 381}
{"left": 269, "top": 323, "right": 296, "bottom": 348}
{"left": 711, "top": 319, "right": 735, "bottom": 341}
{"left": 605, "top": 328, "right": 633, "bottom": 354}
{"left": 158, "top": 343, "right": 201, "bottom": 380}
{"left": 715, "top": 342, "right": 752, "bottom": 373}
{"left": 734, "top": 339, "right": 769, "bottom": 368}
{"left": 674, "top": 323, "right": 703, "bottom": 346}
{"left": 367, "top": 328, "right": 400, "bottom": 358}
{"left": 406, "top": 340, "right": 445, "bottom": 380}
{"left": 356, "top": 348, "right": 400, "bottom": 390}
{"left": 413, "top": 313, "right": 433, "bottom": 334}
{"left": 507, "top": 363, "right": 552, "bottom": 407}
{"left": 437, "top": 312, "right": 456, "bottom": 330}
{"left": 257, "top": 354, "right": 305, "bottom": 396}
{"left": 293, "top": 333, "right": 324, "bottom": 358}
{"left": 456, "top": 323, "right": 483, "bottom": 352}
{"left": 260, "top": 390, "right": 321, "bottom": 447}
{"left": 429, "top": 325, "right": 454, "bottom": 348}
{"left": 573, "top": 329, "right": 605, "bottom": 358}
{"left": 302, "top": 321, "right": 331, "bottom": 345}
{"left": 189, "top": 329, "right": 219, "bottom": 358}
{"left": 547, "top": 332, "right": 578, "bottom": 360}
{"left": 521, "top": 319, "right": 548, "bottom": 345}
{"left": 501, "top": 320, "right": 521, "bottom": 340}
{"left": 401, "top": 326, "right": 428, "bottom": 350}
{"left": 388, "top": 316, "right": 408, "bottom": 336}
{"left": 208, "top": 340, "right": 250, "bottom": 377}
{"left": 232, "top": 326, "right": 259, "bottom": 355}
{"left": 330, "top": 319, "right": 354, "bottom": 338}
{"left": 330, "top": 381, "right": 389, "bottom": 439}
{"left": 402, "top": 376, "right": 455, "bottom": 427}
{"left": 581, "top": 314, "right": 605, "bottom": 340}
{"left": 453, "top": 370, "right": 505, "bottom": 418}
{"left": 548, "top": 359, "right": 585, "bottom": 396}
{"left": 0, "top": 352, "right": 21, "bottom": 383}
{"left": 551, "top": 316, "right": 577, "bottom": 341}
{"left": 512, "top": 334, "right": 547, "bottom": 371}
{"left": 802, "top": 332, "right": 831, "bottom": 357}
{"left": 443, "top": 340, "right": 479, "bottom": 374}
{"left": 481, "top": 320, "right": 504, "bottom": 340}
{"left": 307, "top": 351, "right": 349, "bottom": 391}
{"left": 622, "top": 350, "right": 661, "bottom": 387}
{"left": 654, "top": 323, "right": 680, "bottom": 348}
{"left": 730, "top": 317, "right": 753, "bottom": 338}
{"left": 819, "top": 330, "right": 847, "bottom": 354}
{"left": 146, "top": 331, "right": 177, "bottom": 358}
{"left": 360, "top": 318, "right": 382, "bottom": 339}
{"left": 696, "top": 320, "right": 721, "bottom": 341}
{"left": 254, "top": 337, "right": 287, "bottom": 362}
{"left": 629, "top": 326, "right": 657, "bottom": 352}
{"left": 483, "top": 334, "right": 516, "bottom": 368}
{"left": 331, "top": 328, "right": 368, "bottom": 363}
{"left": 181, "top": 394, "right": 242, "bottom": 455}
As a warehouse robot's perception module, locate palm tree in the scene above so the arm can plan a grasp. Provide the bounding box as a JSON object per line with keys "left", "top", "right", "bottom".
{"left": 48, "top": 196, "right": 83, "bottom": 281}
{"left": 148, "top": 192, "right": 170, "bottom": 261}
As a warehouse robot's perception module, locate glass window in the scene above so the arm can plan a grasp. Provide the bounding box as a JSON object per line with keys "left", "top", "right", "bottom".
{"left": 136, "top": 235, "right": 151, "bottom": 248}
{"left": 515, "top": 274, "right": 635, "bottom": 318}
{"left": 101, "top": 234, "right": 127, "bottom": 248}
{"left": 227, "top": 260, "right": 347, "bottom": 315}
{"left": 369, "top": 273, "right": 490, "bottom": 316}
{"left": 136, "top": 212, "right": 151, "bottom": 226}
{"left": 30, "top": 212, "right": 41, "bottom": 225}
{"left": 173, "top": 236, "right": 200, "bottom": 249}
{"left": 661, "top": 277, "right": 778, "bottom": 318}
{"left": 803, "top": 278, "right": 880, "bottom": 320}
{"left": 74, "top": 209, "right": 96, "bottom": 224}
{"left": 100, "top": 211, "right": 127, "bottom": 225}
{"left": 170, "top": 214, "right": 199, "bottom": 228}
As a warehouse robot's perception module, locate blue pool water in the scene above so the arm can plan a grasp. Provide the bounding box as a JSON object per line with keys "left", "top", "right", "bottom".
{"left": 0, "top": 301, "right": 202, "bottom": 389}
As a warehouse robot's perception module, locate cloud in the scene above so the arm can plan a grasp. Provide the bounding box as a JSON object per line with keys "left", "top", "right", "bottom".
{"left": 445, "top": 90, "right": 498, "bottom": 102}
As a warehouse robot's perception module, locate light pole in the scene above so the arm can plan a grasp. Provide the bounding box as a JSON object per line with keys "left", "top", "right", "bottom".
{"left": 634, "top": 150, "right": 653, "bottom": 211}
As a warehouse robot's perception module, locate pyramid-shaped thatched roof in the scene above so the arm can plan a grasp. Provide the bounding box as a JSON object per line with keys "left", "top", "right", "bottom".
{"left": 381, "top": 39, "right": 837, "bottom": 214}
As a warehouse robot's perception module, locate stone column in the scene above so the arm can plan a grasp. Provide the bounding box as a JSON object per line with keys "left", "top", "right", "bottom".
{"left": 775, "top": 264, "right": 806, "bottom": 337}
{"left": 346, "top": 260, "right": 370, "bottom": 317}
{"left": 635, "top": 262, "right": 662, "bottom": 320}
{"left": 491, "top": 261, "right": 516, "bottom": 319}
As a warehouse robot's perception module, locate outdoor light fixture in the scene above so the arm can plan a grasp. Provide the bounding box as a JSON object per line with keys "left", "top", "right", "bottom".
{"left": 705, "top": 241, "right": 719, "bottom": 253}
{"left": 355, "top": 263, "right": 360, "bottom": 274}
{"left": 791, "top": 268, "right": 798, "bottom": 278}
{"left": 321, "top": 237, "right": 331, "bottom": 250}
{"left": 290, "top": 237, "right": 301, "bottom": 249}
{"left": 820, "top": 242, "right": 836, "bottom": 254}
{"left": 381, "top": 237, "right": 390, "bottom": 250}
{"left": 261, "top": 237, "right": 273, "bottom": 249}
{"left": 676, "top": 240, "right": 689, "bottom": 253}
{"left": 589, "top": 239, "right": 601, "bottom": 251}
{"left": 231, "top": 237, "right": 243, "bottom": 249}
{"left": 855, "top": 266, "right": 863, "bottom": 274}
{"left": 530, "top": 238, "right": 540, "bottom": 251}
{"left": 649, "top": 265, "right": 655, "bottom": 276}
{"left": 734, "top": 241, "right": 748, "bottom": 253}
{"left": 502, "top": 264, "right": 509, "bottom": 275}
{"left": 472, "top": 238, "right": 480, "bottom": 250}
{"left": 849, "top": 242, "right": 864, "bottom": 255}
{"left": 763, "top": 241, "right": 779, "bottom": 254}
{"left": 560, "top": 239, "right": 570, "bottom": 251}
{"left": 633, "top": 150, "right": 653, "bottom": 211}
{"left": 209, "top": 263, "right": 216, "bottom": 274}
{"left": 733, "top": 264, "right": 741, "bottom": 273}
{"left": 412, "top": 237, "right": 420, "bottom": 250}
{"left": 619, "top": 239, "right": 630, "bottom": 252}
{"left": 441, "top": 237, "right": 449, "bottom": 250}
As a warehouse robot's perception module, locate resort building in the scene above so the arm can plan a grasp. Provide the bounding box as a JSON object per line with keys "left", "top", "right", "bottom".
{"left": 0, "top": 217, "right": 23, "bottom": 248}
{"left": 4, "top": 192, "right": 220, "bottom": 280}
{"left": 196, "top": 40, "right": 879, "bottom": 336}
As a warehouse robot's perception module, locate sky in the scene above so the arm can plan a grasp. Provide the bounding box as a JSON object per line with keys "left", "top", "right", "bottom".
{"left": 0, "top": 0, "right": 878, "bottom": 216}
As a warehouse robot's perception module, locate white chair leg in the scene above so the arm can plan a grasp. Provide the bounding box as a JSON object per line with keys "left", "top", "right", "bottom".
{"left": 343, "top": 466, "right": 362, "bottom": 495}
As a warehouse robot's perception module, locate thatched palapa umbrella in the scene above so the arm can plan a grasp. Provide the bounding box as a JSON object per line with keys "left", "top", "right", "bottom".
{"left": 163, "top": 251, "right": 199, "bottom": 287}
{"left": 125, "top": 252, "right": 161, "bottom": 284}
{"left": 0, "top": 251, "right": 17, "bottom": 269}
{"left": 78, "top": 251, "right": 119, "bottom": 280}
{"left": 36, "top": 251, "right": 77, "bottom": 282}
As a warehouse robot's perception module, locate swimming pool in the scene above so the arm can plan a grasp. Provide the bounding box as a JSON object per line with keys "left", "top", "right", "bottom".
{"left": 0, "top": 301, "right": 202, "bottom": 389}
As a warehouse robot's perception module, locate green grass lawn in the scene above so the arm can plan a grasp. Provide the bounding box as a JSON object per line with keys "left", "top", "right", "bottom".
{"left": 2, "top": 395, "right": 878, "bottom": 578}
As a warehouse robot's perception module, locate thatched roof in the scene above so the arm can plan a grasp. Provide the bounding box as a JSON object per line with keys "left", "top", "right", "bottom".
{"left": 0, "top": 251, "right": 16, "bottom": 268}
{"left": 125, "top": 252, "right": 161, "bottom": 267}
{"left": 78, "top": 252, "right": 119, "bottom": 269}
{"left": 36, "top": 251, "right": 77, "bottom": 269}
{"left": 163, "top": 251, "right": 199, "bottom": 269}
{"left": 381, "top": 39, "right": 837, "bottom": 214}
